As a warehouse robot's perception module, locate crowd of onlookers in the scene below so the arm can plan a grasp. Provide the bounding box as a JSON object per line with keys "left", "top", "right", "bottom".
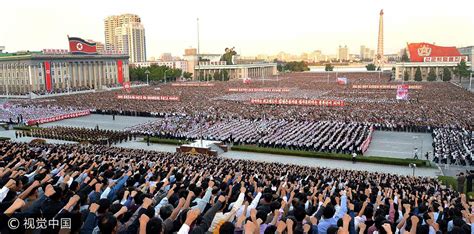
{"left": 128, "top": 118, "right": 371, "bottom": 154}
{"left": 22, "top": 126, "right": 135, "bottom": 145}
{"left": 0, "top": 140, "right": 472, "bottom": 234}
{"left": 0, "top": 105, "right": 83, "bottom": 124}
{"left": 433, "top": 128, "right": 473, "bottom": 166}
{"left": 3, "top": 72, "right": 473, "bottom": 164}
{"left": 19, "top": 72, "right": 472, "bottom": 130}
{"left": 31, "top": 87, "right": 94, "bottom": 96}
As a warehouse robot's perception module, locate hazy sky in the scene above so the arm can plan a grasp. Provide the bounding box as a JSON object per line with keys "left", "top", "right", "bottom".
{"left": 1, "top": 0, "right": 473, "bottom": 58}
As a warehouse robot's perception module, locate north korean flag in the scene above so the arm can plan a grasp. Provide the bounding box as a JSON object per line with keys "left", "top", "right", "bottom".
{"left": 68, "top": 36, "right": 97, "bottom": 54}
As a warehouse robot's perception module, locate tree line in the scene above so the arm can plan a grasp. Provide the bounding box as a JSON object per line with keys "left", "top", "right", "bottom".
{"left": 129, "top": 65, "right": 192, "bottom": 82}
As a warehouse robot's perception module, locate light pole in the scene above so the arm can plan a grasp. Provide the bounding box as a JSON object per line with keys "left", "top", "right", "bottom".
{"left": 470, "top": 72, "right": 473, "bottom": 91}
{"left": 163, "top": 69, "right": 169, "bottom": 84}
{"left": 409, "top": 163, "right": 417, "bottom": 177}
{"left": 145, "top": 69, "right": 150, "bottom": 85}
{"left": 66, "top": 75, "right": 70, "bottom": 95}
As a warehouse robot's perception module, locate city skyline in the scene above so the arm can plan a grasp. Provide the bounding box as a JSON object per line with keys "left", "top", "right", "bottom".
{"left": 1, "top": 0, "right": 473, "bottom": 58}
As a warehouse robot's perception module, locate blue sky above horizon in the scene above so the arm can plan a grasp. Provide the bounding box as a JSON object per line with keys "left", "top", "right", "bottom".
{"left": 2, "top": 0, "right": 473, "bottom": 58}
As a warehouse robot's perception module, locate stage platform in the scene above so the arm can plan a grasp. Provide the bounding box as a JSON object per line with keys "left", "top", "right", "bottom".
{"left": 176, "top": 140, "right": 228, "bottom": 156}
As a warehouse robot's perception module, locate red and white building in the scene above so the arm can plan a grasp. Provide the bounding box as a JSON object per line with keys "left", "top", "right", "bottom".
{"left": 393, "top": 42, "right": 471, "bottom": 81}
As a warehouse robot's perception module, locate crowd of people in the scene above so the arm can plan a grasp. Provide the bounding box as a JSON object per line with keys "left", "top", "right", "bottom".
{"left": 0, "top": 105, "right": 84, "bottom": 125}
{"left": 25, "top": 126, "right": 134, "bottom": 145}
{"left": 3, "top": 72, "right": 473, "bottom": 164}
{"left": 31, "top": 87, "right": 94, "bottom": 96}
{"left": 17, "top": 72, "right": 472, "bottom": 131}
{"left": 432, "top": 128, "right": 473, "bottom": 166}
{"left": 0, "top": 140, "right": 472, "bottom": 234}
{"left": 128, "top": 118, "right": 371, "bottom": 154}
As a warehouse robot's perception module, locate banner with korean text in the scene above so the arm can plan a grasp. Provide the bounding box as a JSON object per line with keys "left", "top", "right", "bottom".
{"left": 352, "top": 84, "right": 422, "bottom": 90}
{"left": 171, "top": 83, "right": 215, "bottom": 87}
{"left": 228, "top": 88, "right": 290, "bottom": 92}
{"left": 250, "top": 98, "right": 344, "bottom": 106}
{"left": 26, "top": 110, "right": 90, "bottom": 126}
{"left": 117, "top": 95, "right": 180, "bottom": 101}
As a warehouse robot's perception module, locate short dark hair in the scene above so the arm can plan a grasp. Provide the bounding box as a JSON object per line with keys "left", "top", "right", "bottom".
{"left": 146, "top": 217, "right": 163, "bottom": 234}
{"left": 323, "top": 204, "right": 336, "bottom": 219}
{"left": 98, "top": 213, "right": 117, "bottom": 234}
{"left": 219, "top": 221, "right": 235, "bottom": 234}
{"left": 160, "top": 204, "right": 174, "bottom": 220}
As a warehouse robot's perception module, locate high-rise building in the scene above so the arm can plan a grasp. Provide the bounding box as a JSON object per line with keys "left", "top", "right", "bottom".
{"left": 115, "top": 22, "right": 146, "bottom": 63}
{"left": 185, "top": 48, "right": 197, "bottom": 56}
{"left": 309, "top": 50, "right": 322, "bottom": 62}
{"left": 104, "top": 14, "right": 146, "bottom": 63}
{"left": 160, "top": 53, "right": 173, "bottom": 61}
{"left": 95, "top": 42, "right": 105, "bottom": 53}
{"left": 374, "top": 9, "right": 385, "bottom": 66}
{"left": 104, "top": 14, "right": 141, "bottom": 51}
{"left": 338, "top": 45, "right": 349, "bottom": 61}
{"left": 360, "top": 45, "right": 375, "bottom": 60}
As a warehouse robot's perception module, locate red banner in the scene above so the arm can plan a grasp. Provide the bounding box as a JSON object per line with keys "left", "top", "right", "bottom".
{"left": 352, "top": 84, "right": 422, "bottom": 90}
{"left": 117, "top": 95, "right": 180, "bottom": 101}
{"left": 228, "top": 88, "right": 290, "bottom": 92}
{"left": 250, "top": 98, "right": 344, "bottom": 106}
{"left": 117, "top": 60, "right": 124, "bottom": 84}
{"left": 44, "top": 61, "right": 52, "bottom": 92}
{"left": 26, "top": 110, "right": 90, "bottom": 126}
{"left": 360, "top": 126, "right": 374, "bottom": 153}
{"left": 171, "top": 83, "right": 215, "bottom": 87}
{"left": 68, "top": 37, "right": 97, "bottom": 54}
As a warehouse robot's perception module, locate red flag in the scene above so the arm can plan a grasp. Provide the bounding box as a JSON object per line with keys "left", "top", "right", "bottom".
{"left": 68, "top": 37, "right": 97, "bottom": 54}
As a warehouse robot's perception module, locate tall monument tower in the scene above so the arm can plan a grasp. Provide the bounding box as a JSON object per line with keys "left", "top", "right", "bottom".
{"left": 375, "top": 9, "right": 385, "bottom": 68}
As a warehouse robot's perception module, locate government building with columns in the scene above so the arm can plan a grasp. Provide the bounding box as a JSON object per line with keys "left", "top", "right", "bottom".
{"left": 0, "top": 50, "right": 129, "bottom": 95}
{"left": 195, "top": 61, "right": 278, "bottom": 80}
{"left": 393, "top": 42, "right": 470, "bottom": 81}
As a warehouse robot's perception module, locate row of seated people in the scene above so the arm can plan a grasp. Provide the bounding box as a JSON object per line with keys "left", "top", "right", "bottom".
{"left": 432, "top": 128, "right": 473, "bottom": 166}
{"left": 18, "top": 73, "right": 472, "bottom": 130}
{"left": 0, "top": 105, "right": 84, "bottom": 124}
{"left": 128, "top": 117, "right": 371, "bottom": 154}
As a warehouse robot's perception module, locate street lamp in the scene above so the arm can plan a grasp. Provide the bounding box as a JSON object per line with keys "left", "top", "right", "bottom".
{"left": 409, "top": 163, "right": 417, "bottom": 177}
{"left": 66, "top": 75, "right": 70, "bottom": 95}
{"left": 164, "top": 69, "right": 168, "bottom": 84}
{"left": 145, "top": 69, "right": 150, "bottom": 85}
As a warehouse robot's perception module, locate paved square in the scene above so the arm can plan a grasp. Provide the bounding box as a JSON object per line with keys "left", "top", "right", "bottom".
{"left": 365, "top": 131, "right": 434, "bottom": 159}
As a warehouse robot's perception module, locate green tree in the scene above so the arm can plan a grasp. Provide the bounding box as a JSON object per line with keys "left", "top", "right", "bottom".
{"left": 365, "top": 63, "right": 377, "bottom": 71}
{"left": 221, "top": 70, "right": 229, "bottom": 81}
{"left": 403, "top": 70, "right": 410, "bottom": 81}
{"left": 325, "top": 63, "right": 334, "bottom": 71}
{"left": 213, "top": 71, "right": 221, "bottom": 81}
{"left": 427, "top": 68, "right": 437, "bottom": 82}
{"left": 284, "top": 61, "right": 309, "bottom": 72}
{"left": 442, "top": 67, "right": 452, "bottom": 82}
{"left": 414, "top": 67, "right": 422, "bottom": 82}
{"left": 455, "top": 59, "right": 471, "bottom": 82}
{"left": 277, "top": 64, "right": 283, "bottom": 72}
{"left": 401, "top": 49, "right": 410, "bottom": 62}
{"left": 183, "top": 72, "right": 193, "bottom": 79}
